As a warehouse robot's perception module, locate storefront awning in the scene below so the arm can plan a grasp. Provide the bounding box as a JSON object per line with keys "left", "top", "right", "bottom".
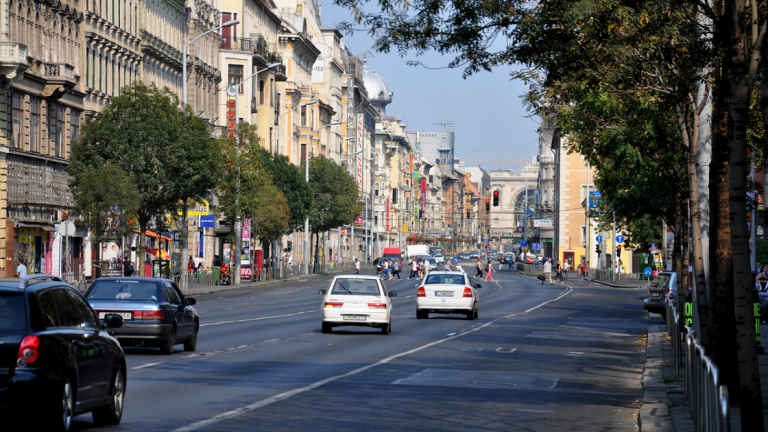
{"left": 17, "top": 222, "right": 56, "bottom": 232}
{"left": 214, "top": 225, "right": 233, "bottom": 235}
{"left": 133, "top": 229, "right": 172, "bottom": 242}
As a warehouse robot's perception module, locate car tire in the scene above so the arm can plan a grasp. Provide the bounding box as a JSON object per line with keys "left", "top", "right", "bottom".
{"left": 92, "top": 367, "right": 125, "bottom": 425}
{"left": 416, "top": 310, "right": 428, "bottom": 319}
{"left": 321, "top": 322, "right": 332, "bottom": 333}
{"left": 473, "top": 304, "right": 479, "bottom": 319}
{"left": 184, "top": 324, "right": 199, "bottom": 352}
{"left": 466, "top": 308, "right": 475, "bottom": 320}
{"left": 381, "top": 321, "right": 391, "bottom": 334}
{"left": 46, "top": 375, "right": 74, "bottom": 432}
{"left": 160, "top": 326, "right": 176, "bottom": 355}
{"left": 660, "top": 310, "right": 667, "bottom": 321}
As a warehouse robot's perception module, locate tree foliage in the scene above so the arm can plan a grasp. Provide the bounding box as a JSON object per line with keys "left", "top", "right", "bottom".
{"left": 307, "top": 155, "right": 361, "bottom": 234}
{"left": 259, "top": 150, "right": 313, "bottom": 233}
{"left": 250, "top": 184, "right": 291, "bottom": 265}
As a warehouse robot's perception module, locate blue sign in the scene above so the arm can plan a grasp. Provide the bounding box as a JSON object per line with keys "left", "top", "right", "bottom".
{"left": 532, "top": 243, "right": 541, "bottom": 250}
{"left": 526, "top": 209, "right": 534, "bottom": 218}
{"left": 589, "top": 191, "right": 602, "bottom": 208}
{"left": 644, "top": 267, "right": 653, "bottom": 277}
{"left": 616, "top": 235, "right": 625, "bottom": 244}
{"left": 200, "top": 214, "right": 215, "bottom": 228}
{"left": 172, "top": 231, "right": 179, "bottom": 241}
{"left": 596, "top": 235, "right": 603, "bottom": 243}
{"left": 519, "top": 240, "right": 528, "bottom": 247}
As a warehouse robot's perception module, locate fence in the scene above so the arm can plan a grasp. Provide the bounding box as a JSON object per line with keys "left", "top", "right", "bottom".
{"left": 665, "top": 300, "right": 730, "bottom": 432}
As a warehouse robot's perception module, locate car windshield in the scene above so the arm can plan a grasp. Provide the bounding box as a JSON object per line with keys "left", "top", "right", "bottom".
{"left": 650, "top": 273, "right": 671, "bottom": 289}
{"left": 330, "top": 279, "right": 381, "bottom": 296}
{"left": 86, "top": 281, "right": 162, "bottom": 302}
{"left": 0, "top": 293, "right": 26, "bottom": 331}
{"left": 424, "top": 274, "right": 465, "bottom": 285}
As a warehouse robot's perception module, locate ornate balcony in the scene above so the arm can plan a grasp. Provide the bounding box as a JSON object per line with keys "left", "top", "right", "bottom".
{"left": 0, "top": 42, "right": 28, "bottom": 80}
{"left": 42, "top": 63, "right": 76, "bottom": 99}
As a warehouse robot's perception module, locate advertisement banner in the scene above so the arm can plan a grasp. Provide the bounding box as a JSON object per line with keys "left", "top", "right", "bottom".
{"left": 355, "top": 113, "right": 364, "bottom": 197}
{"left": 420, "top": 178, "right": 427, "bottom": 215}
{"left": 226, "top": 99, "right": 236, "bottom": 138}
{"left": 533, "top": 219, "right": 554, "bottom": 228}
{"left": 386, "top": 198, "right": 390, "bottom": 231}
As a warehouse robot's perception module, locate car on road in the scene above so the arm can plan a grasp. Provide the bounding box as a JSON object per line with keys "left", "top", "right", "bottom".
{"left": 84, "top": 277, "right": 199, "bottom": 355}
{"left": 434, "top": 254, "right": 445, "bottom": 264}
{"left": 416, "top": 255, "right": 438, "bottom": 270}
{"left": 504, "top": 252, "right": 515, "bottom": 263}
{"left": 458, "top": 252, "right": 471, "bottom": 261}
{"left": 415, "top": 271, "right": 482, "bottom": 320}
{"left": 469, "top": 251, "right": 480, "bottom": 259}
{"left": 444, "top": 254, "right": 455, "bottom": 262}
{"left": 319, "top": 275, "right": 397, "bottom": 334}
{"left": 643, "top": 272, "right": 678, "bottom": 319}
{"left": 0, "top": 275, "right": 127, "bottom": 431}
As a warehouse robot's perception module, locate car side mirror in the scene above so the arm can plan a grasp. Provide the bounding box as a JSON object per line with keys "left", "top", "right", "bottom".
{"left": 104, "top": 314, "right": 124, "bottom": 329}
{"left": 186, "top": 297, "right": 197, "bottom": 305}
{"left": 475, "top": 284, "right": 482, "bottom": 288}
{"left": 389, "top": 291, "right": 397, "bottom": 298}
{"left": 319, "top": 289, "right": 327, "bottom": 295}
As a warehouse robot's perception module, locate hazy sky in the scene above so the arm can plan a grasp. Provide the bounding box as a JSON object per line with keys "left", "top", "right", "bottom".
{"left": 319, "top": 3, "right": 541, "bottom": 173}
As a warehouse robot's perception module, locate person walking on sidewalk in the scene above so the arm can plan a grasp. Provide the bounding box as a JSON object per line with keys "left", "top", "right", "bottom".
{"left": 354, "top": 258, "right": 360, "bottom": 275}
{"left": 483, "top": 258, "right": 495, "bottom": 282}
{"left": 542, "top": 258, "right": 553, "bottom": 285}
{"left": 579, "top": 261, "right": 591, "bottom": 283}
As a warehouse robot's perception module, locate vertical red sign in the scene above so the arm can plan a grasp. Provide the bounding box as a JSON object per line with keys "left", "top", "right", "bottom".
{"left": 420, "top": 178, "right": 427, "bottom": 215}
{"left": 386, "top": 198, "right": 390, "bottom": 231}
{"left": 226, "top": 98, "right": 237, "bottom": 138}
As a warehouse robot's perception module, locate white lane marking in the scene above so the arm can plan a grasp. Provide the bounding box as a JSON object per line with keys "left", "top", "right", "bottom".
{"left": 170, "top": 286, "right": 573, "bottom": 432}
{"left": 495, "top": 347, "right": 517, "bottom": 353}
{"left": 516, "top": 409, "right": 555, "bottom": 413}
{"left": 447, "top": 333, "right": 457, "bottom": 336}
{"left": 550, "top": 377, "right": 559, "bottom": 388}
{"left": 201, "top": 310, "right": 316, "bottom": 327}
{"left": 131, "top": 362, "right": 164, "bottom": 370}
{"left": 525, "top": 287, "right": 573, "bottom": 314}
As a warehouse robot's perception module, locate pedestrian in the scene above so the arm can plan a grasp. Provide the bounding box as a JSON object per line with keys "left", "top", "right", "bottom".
{"left": 508, "top": 256, "right": 515, "bottom": 270}
{"left": 122, "top": 257, "right": 134, "bottom": 277}
{"left": 475, "top": 258, "right": 483, "bottom": 279}
{"left": 561, "top": 260, "right": 569, "bottom": 283}
{"left": 417, "top": 258, "right": 425, "bottom": 279}
{"left": 408, "top": 258, "right": 417, "bottom": 279}
{"left": 187, "top": 256, "right": 194, "bottom": 274}
{"left": 381, "top": 259, "right": 390, "bottom": 280}
{"left": 392, "top": 259, "right": 402, "bottom": 279}
{"left": 579, "top": 261, "right": 591, "bottom": 283}
{"left": 542, "top": 258, "right": 553, "bottom": 285}
{"left": 354, "top": 258, "right": 360, "bottom": 275}
{"left": 534, "top": 256, "right": 541, "bottom": 270}
{"left": 14, "top": 258, "right": 27, "bottom": 278}
{"left": 483, "top": 258, "right": 495, "bottom": 282}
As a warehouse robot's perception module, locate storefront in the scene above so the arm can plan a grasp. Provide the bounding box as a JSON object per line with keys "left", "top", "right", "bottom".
{"left": 15, "top": 224, "right": 54, "bottom": 274}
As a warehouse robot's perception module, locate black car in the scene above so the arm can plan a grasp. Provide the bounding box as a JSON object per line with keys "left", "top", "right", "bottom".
{"left": 84, "top": 277, "right": 199, "bottom": 354}
{"left": 0, "top": 275, "right": 126, "bottom": 431}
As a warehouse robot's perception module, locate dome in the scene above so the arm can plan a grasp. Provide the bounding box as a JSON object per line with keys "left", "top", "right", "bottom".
{"left": 362, "top": 60, "right": 393, "bottom": 117}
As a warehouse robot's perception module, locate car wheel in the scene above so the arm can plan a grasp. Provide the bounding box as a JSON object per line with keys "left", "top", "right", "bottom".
{"left": 416, "top": 310, "right": 428, "bottom": 319}
{"left": 184, "top": 324, "right": 199, "bottom": 352}
{"left": 92, "top": 367, "right": 125, "bottom": 425}
{"left": 473, "top": 304, "right": 479, "bottom": 319}
{"left": 660, "top": 310, "right": 667, "bottom": 321}
{"left": 46, "top": 376, "right": 74, "bottom": 431}
{"left": 160, "top": 326, "right": 176, "bottom": 355}
{"left": 466, "top": 308, "right": 475, "bottom": 320}
{"left": 381, "top": 321, "right": 391, "bottom": 334}
{"left": 321, "top": 322, "right": 332, "bottom": 333}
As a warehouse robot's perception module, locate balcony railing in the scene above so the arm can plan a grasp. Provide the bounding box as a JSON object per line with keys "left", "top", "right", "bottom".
{"left": 43, "top": 63, "right": 77, "bottom": 85}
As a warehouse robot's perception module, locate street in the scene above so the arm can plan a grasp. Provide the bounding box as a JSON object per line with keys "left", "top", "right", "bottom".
{"left": 72, "top": 268, "right": 651, "bottom": 431}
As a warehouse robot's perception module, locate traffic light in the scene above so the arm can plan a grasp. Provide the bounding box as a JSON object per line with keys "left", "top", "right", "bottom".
{"left": 287, "top": 241, "right": 293, "bottom": 252}
{"left": 493, "top": 191, "right": 499, "bottom": 206}
{"left": 616, "top": 245, "right": 621, "bottom": 254}
{"left": 595, "top": 244, "right": 601, "bottom": 255}
{"left": 485, "top": 199, "right": 490, "bottom": 211}
{"left": 466, "top": 209, "right": 471, "bottom": 219}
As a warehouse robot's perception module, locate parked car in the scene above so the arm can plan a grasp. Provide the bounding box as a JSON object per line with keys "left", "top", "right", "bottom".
{"left": 319, "top": 275, "right": 397, "bottom": 334}
{"left": 84, "top": 277, "right": 199, "bottom": 355}
{"left": 0, "top": 275, "right": 127, "bottom": 431}
{"left": 415, "top": 271, "right": 482, "bottom": 319}
{"left": 643, "top": 272, "right": 678, "bottom": 319}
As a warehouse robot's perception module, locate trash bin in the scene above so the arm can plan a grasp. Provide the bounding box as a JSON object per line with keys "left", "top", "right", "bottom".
{"left": 211, "top": 266, "right": 220, "bottom": 285}
{"left": 197, "top": 271, "right": 205, "bottom": 284}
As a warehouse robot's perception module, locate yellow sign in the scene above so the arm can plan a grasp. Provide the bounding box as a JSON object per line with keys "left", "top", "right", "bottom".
{"left": 464, "top": 202, "right": 472, "bottom": 208}
{"left": 465, "top": 172, "right": 472, "bottom": 179}
{"left": 178, "top": 201, "right": 210, "bottom": 216}
{"left": 401, "top": 225, "right": 409, "bottom": 233}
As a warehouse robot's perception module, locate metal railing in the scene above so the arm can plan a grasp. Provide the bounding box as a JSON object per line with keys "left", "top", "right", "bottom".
{"left": 665, "top": 299, "right": 684, "bottom": 374}
{"left": 684, "top": 327, "right": 731, "bottom": 432}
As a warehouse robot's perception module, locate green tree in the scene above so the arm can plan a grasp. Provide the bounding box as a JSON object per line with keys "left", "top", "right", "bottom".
{"left": 69, "top": 82, "right": 216, "bottom": 272}
{"left": 259, "top": 150, "right": 313, "bottom": 233}
{"left": 71, "top": 162, "right": 140, "bottom": 245}
{"left": 250, "top": 184, "right": 291, "bottom": 267}
{"left": 306, "top": 155, "right": 361, "bottom": 271}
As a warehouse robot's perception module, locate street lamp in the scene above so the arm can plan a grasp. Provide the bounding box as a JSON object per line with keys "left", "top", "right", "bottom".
{"left": 226, "top": 62, "right": 282, "bottom": 285}
{"left": 183, "top": 19, "right": 239, "bottom": 105}
{"left": 304, "top": 121, "right": 342, "bottom": 273}
{"left": 278, "top": 100, "right": 318, "bottom": 156}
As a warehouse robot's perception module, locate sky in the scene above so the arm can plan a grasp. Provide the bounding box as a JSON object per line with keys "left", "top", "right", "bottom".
{"left": 318, "top": 3, "right": 542, "bottom": 174}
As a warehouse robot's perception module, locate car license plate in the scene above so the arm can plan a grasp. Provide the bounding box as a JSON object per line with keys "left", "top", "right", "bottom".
{"left": 435, "top": 291, "right": 454, "bottom": 297}
{"left": 342, "top": 315, "right": 368, "bottom": 321}
{"left": 650, "top": 293, "right": 660, "bottom": 298}
{"left": 99, "top": 312, "right": 132, "bottom": 320}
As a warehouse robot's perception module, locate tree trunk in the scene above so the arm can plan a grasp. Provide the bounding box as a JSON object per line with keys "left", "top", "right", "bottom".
{"left": 680, "top": 201, "right": 690, "bottom": 330}
{"left": 314, "top": 231, "right": 321, "bottom": 273}
{"left": 710, "top": 56, "right": 739, "bottom": 397}
{"left": 180, "top": 201, "right": 188, "bottom": 290}
{"left": 674, "top": 205, "right": 685, "bottom": 325}
{"left": 729, "top": 0, "right": 764, "bottom": 425}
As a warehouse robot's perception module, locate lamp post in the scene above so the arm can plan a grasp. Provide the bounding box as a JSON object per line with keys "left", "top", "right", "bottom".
{"left": 304, "top": 121, "right": 342, "bottom": 273}
{"left": 183, "top": 19, "right": 238, "bottom": 105}
{"left": 278, "top": 100, "right": 318, "bottom": 156}
{"left": 226, "top": 62, "right": 283, "bottom": 285}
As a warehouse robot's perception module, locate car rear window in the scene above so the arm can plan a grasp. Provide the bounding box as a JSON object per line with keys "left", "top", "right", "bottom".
{"left": 331, "top": 279, "right": 381, "bottom": 296}
{"left": 650, "top": 273, "right": 671, "bottom": 289}
{"left": 86, "top": 281, "right": 162, "bottom": 301}
{"left": 424, "top": 274, "right": 465, "bottom": 285}
{"left": 0, "top": 293, "right": 26, "bottom": 331}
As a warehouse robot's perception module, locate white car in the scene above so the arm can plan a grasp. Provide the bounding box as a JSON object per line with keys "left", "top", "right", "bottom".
{"left": 319, "top": 275, "right": 397, "bottom": 334}
{"left": 415, "top": 271, "right": 481, "bottom": 320}
{"left": 434, "top": 254, "right": 445, "bottom": 263}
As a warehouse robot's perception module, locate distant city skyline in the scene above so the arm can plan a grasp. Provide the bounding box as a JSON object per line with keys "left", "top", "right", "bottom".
{"left": 320, "top": 3, "right": 541, "bottom": 173}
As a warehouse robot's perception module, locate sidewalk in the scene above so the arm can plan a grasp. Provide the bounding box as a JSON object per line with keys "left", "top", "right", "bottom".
{"left": 640, "top": 322, "right": 768, "bottom": 431}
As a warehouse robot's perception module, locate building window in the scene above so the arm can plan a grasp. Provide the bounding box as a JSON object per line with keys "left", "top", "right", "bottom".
{"left": 228, "top": 64, "right": 243, "bottom": 93}
{"left": 580, "top": 225, "right": 586, "bottom": 244}
{"left": 301, "top": 143, "right": 306, "bottom": 162}
{"left": 70, "top": 110, "right": 80, "bottom": 148}
{"left": 300, "top": 105, "right": 307, "bottom": 126}
{"left": 259, "top": 80, "right": 265, "bottom": 104}
{"left": 11, "top": 92, "right": 22, "bottom": 149}
{"left": 49, "top": 103, "right": 64, "bottom": 157}
{"left": 270, "top": 79, "right": 274, "bottom": 107}
{"left": 30, "top": 97, "right": 40, "bottom": 152}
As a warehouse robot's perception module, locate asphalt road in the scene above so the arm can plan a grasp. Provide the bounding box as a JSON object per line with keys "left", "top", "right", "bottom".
{"left": 72, "top": 265, "right": 654, "bottom": 432}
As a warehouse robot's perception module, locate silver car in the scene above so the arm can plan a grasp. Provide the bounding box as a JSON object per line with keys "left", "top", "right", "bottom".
{"left": 643, "top": 272, "right": 677, "bottom": 319}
